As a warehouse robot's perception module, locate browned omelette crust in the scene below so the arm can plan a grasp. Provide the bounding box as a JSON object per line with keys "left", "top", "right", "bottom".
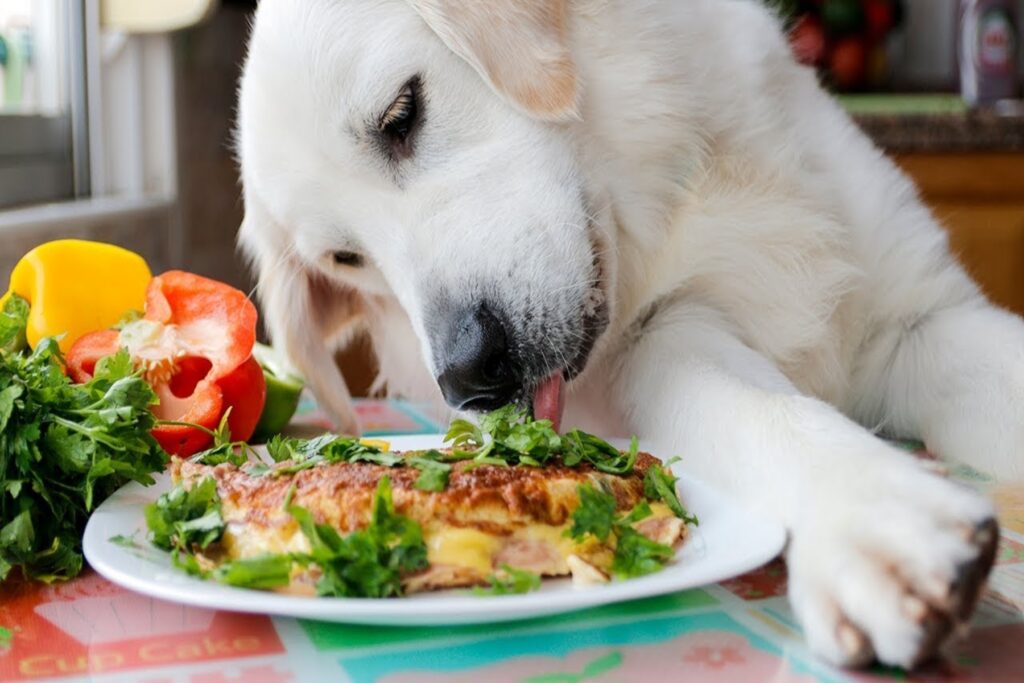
{"left": 169, "top": 451, "right": 685, "bottom": 593}
{"left": 171, "top": 452, "right": 663, "bottom": 534}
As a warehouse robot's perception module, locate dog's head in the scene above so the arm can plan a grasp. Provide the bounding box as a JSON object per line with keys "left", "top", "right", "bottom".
{"left": 237, "top": 0, "right": 611, "bottom": 432}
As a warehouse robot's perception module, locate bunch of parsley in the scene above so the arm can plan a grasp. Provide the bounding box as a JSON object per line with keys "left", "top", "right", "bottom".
{"left": 0, "top": 295, "right": 168, "bottom": 582}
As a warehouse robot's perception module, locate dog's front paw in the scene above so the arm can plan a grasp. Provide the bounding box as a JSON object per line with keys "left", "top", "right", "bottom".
{"left": 787, "top": 463, "right": 999, "bottom": 668}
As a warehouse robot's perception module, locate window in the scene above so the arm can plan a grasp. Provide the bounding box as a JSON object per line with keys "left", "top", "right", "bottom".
{"left": 0, "top": 0, "right": 89, "bottom": 209}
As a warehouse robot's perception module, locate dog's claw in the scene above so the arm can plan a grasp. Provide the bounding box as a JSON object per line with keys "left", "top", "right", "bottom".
{"left": 950, "top": 517, "right": 999, "bottom": 621}
{"left": 908, "top": 517, "right": 999, "bottom": 667}
{"left": 909, "top": 606, "right": 954, "bottom": 668}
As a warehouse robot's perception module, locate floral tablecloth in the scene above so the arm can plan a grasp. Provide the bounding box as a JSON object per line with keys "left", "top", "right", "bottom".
{"left": 2, "top": 398, "right": 1022, "bottom": 683}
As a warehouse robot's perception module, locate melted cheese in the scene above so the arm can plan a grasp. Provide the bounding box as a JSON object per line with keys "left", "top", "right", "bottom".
{"left": 423, "top": 503, "right": 679, "bottom": 577}
{"left": 646, "top": 502, "right": 674, "bottom": 521}
{"left": 222, "top": 519, "right": 310, "bottom": 559}
{"left": 426, "top": 527, "right": 502, "bottom": 575}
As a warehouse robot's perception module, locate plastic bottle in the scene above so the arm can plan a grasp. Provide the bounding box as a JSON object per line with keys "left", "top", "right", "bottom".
{"left": 958, "top": 0, "right": 1020, "bottom": 106}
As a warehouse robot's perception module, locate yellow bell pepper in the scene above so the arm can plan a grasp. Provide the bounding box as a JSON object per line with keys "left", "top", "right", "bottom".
{"left": 0, "top": 239, "right": 152, "bottom": 352}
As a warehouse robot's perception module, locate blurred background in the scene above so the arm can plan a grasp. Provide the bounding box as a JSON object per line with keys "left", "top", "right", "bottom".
{"left": 0, "top": 0, "right": 1022, "bottom": 397}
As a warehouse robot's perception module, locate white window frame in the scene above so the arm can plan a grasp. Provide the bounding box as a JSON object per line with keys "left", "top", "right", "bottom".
{"left": 0, "top": 0, "right": 179, "bottom": 259}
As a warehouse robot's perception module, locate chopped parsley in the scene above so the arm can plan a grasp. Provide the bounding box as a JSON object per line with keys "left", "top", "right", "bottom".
{"left": 145, "top": 476, "right": 225, "bottom": 554}
{"left": 472, "top": 564, "right": 542, "bottom": 596}
{"left": 445, "top": 405, "right": 562, "bottom": 466}
{"left": 408, "top": 452, "right": 451, "bottom": 492}
{"left": 108, "top": 533, "right": 138, "bottom": 548}
{"left": 567, "top": 483, "right": 679, "bottom": 579}
{"left": 445, "top": 407, "right": 645, "bottom": 479}
{"left": 267, "top": 433, "right": 393, "bottom": 465}
{"left": 289, "top": 476, "right": 429, "bottom": 597}
{"left": 563, "top": 432, "right": 639, "bottom": 474}
{"left": 212, "top": 554, "right": 293, "bottom": 590}
{"left": 568, "top": 482, "right": 619, "bottom": 542}
{"left": 643, "top": 457, "right": 698, "bottom": 525}
{"left": 611, "top": 526, "right": 675, "bottom": 579}
{"left": 143, "top": 475, "right": 429, "bottom": 598}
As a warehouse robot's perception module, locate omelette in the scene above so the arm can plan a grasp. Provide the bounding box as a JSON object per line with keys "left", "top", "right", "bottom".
{"left": 169, "top": 448, "right": 688, "bottom": 594}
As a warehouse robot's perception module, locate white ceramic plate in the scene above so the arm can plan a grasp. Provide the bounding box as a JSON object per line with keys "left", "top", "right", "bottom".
{"left": 83, "top": 435, "right": 786, "bottom": 625}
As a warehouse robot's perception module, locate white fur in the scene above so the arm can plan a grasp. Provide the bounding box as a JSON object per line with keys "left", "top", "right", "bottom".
{"left": 237, "top": 0, "right": 1022, "bottom": 668}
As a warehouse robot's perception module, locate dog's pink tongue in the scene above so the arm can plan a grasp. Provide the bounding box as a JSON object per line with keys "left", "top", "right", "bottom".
{"left": 533, "top": 373, "right": 565, "bottom": 433}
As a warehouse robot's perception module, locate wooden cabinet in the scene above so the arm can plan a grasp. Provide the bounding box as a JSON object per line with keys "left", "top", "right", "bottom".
{"left": 896, "top": 153, "right": 1024, "bottom": 317}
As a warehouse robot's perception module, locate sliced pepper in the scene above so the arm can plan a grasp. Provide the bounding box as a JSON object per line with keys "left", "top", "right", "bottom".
{"left": 0, "top": 239, "right": 152, "bottom": 352}
{"left": 66, "top": 271, "right": 266, "bottom": 456}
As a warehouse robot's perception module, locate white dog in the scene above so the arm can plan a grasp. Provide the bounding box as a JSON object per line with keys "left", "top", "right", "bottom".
{"left": 235, "top": 0, "right": 1019, "bottom": 668}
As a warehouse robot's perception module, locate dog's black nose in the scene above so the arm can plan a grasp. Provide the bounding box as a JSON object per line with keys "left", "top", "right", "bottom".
{"left": 436, "top": 304, "right": 519, "bottom": 411}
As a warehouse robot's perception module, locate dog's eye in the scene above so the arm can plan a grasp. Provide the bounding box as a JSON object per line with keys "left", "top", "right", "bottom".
{"left": 332, "top": 251, "right": 364, "bottom": 267}
{"left": 379, "top": 77, "right": 419, "bottom": 157}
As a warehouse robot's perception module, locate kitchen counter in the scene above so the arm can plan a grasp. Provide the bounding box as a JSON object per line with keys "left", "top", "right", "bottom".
{"left": 843, "top": 94, "right": 1024, "bottom": 153}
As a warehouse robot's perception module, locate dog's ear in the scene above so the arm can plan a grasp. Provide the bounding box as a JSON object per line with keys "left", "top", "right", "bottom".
{"left": 407, "top": 0, "right": 578, "bottom": 121}
{"left": 239, "top": 207, "right": 363, "bottom": 435}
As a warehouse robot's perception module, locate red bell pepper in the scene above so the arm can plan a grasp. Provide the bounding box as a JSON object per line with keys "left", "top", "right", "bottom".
{"left": 66, "top": 271, "right": 267, "bottom": 456}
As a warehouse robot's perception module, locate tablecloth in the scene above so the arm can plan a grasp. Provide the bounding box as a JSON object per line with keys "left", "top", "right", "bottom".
{"left": 2, "top": 397, "right": 1023, "bottom": 683}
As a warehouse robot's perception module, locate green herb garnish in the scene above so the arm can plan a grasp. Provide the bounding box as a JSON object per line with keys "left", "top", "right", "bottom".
{"left": 443, "top": 407, "right": 644, "bottom": 478}
{"left": 563, "top": 432, "right": 639, "bottom": 475}
{"left": 566, "top": 483, "right": 678, "bottom": 579}
{"left": 445, "top": 405, "right": 562, "bottom": 466}
{"left": 263, "top": 433, "right": 399, "bottom": 470}
{"left": 212, "top": 554, "right": 294, "bottom": 589}
{"left": 143, "top": 474, "right": 429, "bottom": 597}
{"left": 145, "top": 476, "right": 224, "bottom": 553}
{"left": 409, "top": 450, "right": 451, "bottom": 492}
{"left": 287, "top": 476, "right": 428, "bottom": 597}
{"left": 643, "top": 457, "right": 698, "bottom": 525}
{"left": 611, "top": 526, "right": 675, "bottom": 578}
{"left": 568, "top": 482, "right": 619, "bottom": 542}
{"left": 472, "top": 564, "right": 542, "bottom": 596}
{"left": 1, "top": 309, "right": 168, "bottom": 583}
{"left": 108, "top": 533, "right": 138, "bottom": 548}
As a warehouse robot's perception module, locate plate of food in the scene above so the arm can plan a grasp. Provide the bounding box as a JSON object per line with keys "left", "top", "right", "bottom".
{"left": 83, "top": 408, "right": 785, "bottom": 625}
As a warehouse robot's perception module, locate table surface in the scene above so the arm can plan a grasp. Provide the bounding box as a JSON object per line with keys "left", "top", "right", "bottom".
{"left": 2, "top": 397, "right": 1023, "bottom": 683}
